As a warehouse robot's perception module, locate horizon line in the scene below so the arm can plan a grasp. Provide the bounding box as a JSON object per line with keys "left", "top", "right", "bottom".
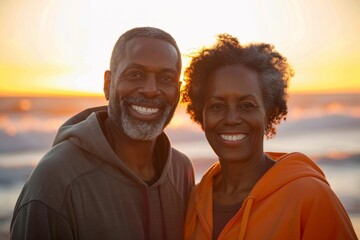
{"left": 2, "top": 90, "right": 360, "bottom": 98}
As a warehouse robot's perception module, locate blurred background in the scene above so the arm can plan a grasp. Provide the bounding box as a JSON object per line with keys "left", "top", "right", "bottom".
{"left": 1, "top": 0, "right": 359, "bottom": 238}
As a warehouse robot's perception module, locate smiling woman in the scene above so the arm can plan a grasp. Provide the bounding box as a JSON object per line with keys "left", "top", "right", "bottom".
{"left": 182, "top": 33, "right": 357, "bottom": 240}
{"left": 202, "top": 64, "right": 267, "bottom": 164}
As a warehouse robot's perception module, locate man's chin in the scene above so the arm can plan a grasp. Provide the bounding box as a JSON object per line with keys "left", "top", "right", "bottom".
{"left": 123, "top": 123, "right": 163, "bottom": 141}
{"left": 118, "top": 99, "right": 174, "bottom": 141}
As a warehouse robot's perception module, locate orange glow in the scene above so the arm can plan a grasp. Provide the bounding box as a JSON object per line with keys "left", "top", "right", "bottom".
{"left": 312, "top": 152, "right": 354, "bottom": 162}
{"left": 1, "top": 0, "right": 360, "bottom": 96}
{"left": 289, "top": 58, "right": 360, "bottom": 94}
{"left": 18, "top": 99, "right": 32, "bottom": 111}
{"left": 0, "top": 113, "right": 67, "bottom": 136}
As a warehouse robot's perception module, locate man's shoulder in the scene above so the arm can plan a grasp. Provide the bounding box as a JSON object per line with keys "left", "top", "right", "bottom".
{"left": 170, "top": 147, "right": 193, "bottom": 168}
{"left": 171, "top": 147, "right": 190, "bottom": 162}
{"left": 168, "top": 147, "right": 194, "bottom": 182}
{"left": 17, "top": 140, "right": 102, "bottom": 210}
{"left": 39, "top": 139, "right": 101, "bottom": 177}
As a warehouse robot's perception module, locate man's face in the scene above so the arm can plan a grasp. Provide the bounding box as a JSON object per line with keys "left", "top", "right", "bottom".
{"left": 105, "top": 38, "right": 180, "bottom": 141}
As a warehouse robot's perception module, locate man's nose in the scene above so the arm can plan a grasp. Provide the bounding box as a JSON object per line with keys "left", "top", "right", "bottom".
{"left": 139, "top": 74, "right": 161, "bottom": 97}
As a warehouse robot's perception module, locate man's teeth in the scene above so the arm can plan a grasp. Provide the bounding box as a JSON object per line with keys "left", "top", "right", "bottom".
{"left": 220, "top": 134, "right": 246, "bottom": 142}
{"left": 132, "top": 105, "right": 159, "bottom": 115}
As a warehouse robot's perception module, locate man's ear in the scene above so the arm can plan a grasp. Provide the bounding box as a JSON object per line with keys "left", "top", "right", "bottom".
{"left": 176, "top": 81, "right": 182, "bottom": 103}
{"left": 104, "top": 70, "right": 112, "bottom": 100}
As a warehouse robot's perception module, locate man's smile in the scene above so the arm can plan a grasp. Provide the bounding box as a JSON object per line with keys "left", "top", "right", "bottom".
{"left": 131, "top": 105, "right": 160, "bottom": 115}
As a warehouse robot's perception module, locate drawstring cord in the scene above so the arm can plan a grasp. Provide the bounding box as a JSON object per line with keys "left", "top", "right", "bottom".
{"left": 184, "top": 208, "right": 197, "bottom": 240}
{"left": 142, "top": 187, "right": 151, "bottom": 240}
{"left": 239, "top": 197, "right": 254, "bottom": 240}
{"left": 158, "top": 186, "right": 168, "bottom": 240}
{"left": 142, "top": 186, "right": 168, "bottom": 240}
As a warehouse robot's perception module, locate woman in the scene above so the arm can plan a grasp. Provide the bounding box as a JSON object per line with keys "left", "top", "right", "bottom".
{"left": 182, "top": 34, "right": 357, "bottom": 239}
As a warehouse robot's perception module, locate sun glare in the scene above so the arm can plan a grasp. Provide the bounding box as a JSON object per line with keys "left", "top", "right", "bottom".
{"left": 1, "top": 0, "right": 360, "bottom": 96}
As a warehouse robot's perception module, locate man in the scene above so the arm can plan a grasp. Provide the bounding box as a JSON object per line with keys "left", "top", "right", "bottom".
{"left": 10, "top": 27, "right": 195, "bottom": 239}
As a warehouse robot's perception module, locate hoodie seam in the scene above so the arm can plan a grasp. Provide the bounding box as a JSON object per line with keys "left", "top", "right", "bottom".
{"left": 165, "top": 174, "right": 187, "bottom": 211}
{"left": 12, "top": 155, "right": 105, "bottom": 225}
{"left": 87, "top": 113, "right": 115, "bottom": 159}
{"left": 12, "top": 200, "right": 72, "bottom": 229}
{"left": 58, "top": 160, "right": 105, "bottom": 211}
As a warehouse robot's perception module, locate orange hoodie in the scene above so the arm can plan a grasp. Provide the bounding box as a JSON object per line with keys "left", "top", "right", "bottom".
{"left": 184, "top": 152, "right": 357, "bottom": 240}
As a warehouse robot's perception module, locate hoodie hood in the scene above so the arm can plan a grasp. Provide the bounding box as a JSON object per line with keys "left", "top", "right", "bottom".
{"left": 196, "top": 151, "right": 328, "bottom": 207}
{"left": 190, "top": 152, "right": 329, "bottom": 240}
{"left": 52, "top": 106, "right": 173, "bottom": 187}
{"left": 53, "top": 106, "right": 115, "bottom": 165}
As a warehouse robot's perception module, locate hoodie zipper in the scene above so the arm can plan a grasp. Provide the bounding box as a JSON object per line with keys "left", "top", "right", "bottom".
{"left": 196, "top": 208, "right": 213, "bottom": 239}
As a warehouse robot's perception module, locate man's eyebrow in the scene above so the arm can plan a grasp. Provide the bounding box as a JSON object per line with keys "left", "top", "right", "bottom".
{"left": 122, "top": 63, "right": 144, "bottom": 70}
{"left": 123, "top": 63, "right": 178, "bottom": 74}
{"left": 209, "top": 94, "right": 256, "bottom": 100}
{"left": 161, "top": 68, "right": 178, "bottom": 75}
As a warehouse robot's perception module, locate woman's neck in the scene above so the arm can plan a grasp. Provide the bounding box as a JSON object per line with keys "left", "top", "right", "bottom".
{"left": 213, "top": 154, "right": 275, "bottom": 205}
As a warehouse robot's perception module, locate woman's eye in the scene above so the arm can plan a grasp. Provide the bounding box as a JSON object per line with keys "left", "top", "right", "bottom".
{"left": 210, "top": 103, "right": 224, "bottom": 111}
{"left": 240, "top": 103, "right": 256, "bottom": 111}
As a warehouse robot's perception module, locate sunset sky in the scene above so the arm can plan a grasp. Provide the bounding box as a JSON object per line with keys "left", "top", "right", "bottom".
{"left": 1, "top": 0, "right": 360, "bottom": 96}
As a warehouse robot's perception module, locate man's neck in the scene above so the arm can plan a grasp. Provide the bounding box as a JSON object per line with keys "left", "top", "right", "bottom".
{"left": 105, "top": 118, "right": 158, "bottom": 181}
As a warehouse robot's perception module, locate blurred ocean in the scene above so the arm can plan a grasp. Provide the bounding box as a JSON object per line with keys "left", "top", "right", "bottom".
{"left": 1, "top": 93, "right": 360, "bottom": 238}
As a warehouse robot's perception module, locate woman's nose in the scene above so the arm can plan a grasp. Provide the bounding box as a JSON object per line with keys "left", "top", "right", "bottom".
{"left": 224, "top": 107, "right": 242, "bottom": 125}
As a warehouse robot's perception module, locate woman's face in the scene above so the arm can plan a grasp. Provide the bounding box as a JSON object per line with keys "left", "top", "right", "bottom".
{"left": 202, "top": 64, "right": 266, "bottom": 163}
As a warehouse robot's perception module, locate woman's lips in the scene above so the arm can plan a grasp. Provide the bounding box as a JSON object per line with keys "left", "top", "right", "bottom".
{"left": 219, "top": 133, "right": 248, "bottom": 142}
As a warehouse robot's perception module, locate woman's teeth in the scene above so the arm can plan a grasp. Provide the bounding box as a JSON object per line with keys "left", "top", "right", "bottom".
{"left": 220, "top": 134, "right": 246, "bottom": 142}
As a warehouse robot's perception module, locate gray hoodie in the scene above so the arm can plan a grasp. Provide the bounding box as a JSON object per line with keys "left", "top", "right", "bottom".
{"left": 10, "top": 106, "right": 195, "bottom": 240}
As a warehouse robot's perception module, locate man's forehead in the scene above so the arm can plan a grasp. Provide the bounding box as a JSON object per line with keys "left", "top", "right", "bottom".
{"left": 119, "top": 38, "right": 179, "bottom": 71}
{"left": 124, "top": 37, "right": 177, "bottom": 55}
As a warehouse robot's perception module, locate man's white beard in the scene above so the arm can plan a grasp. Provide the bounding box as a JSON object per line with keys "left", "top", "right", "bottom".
{"left": 118, "top": 97, "right": 172, "bottom": 141}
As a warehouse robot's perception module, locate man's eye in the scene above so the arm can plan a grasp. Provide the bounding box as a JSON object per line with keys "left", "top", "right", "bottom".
{"left": 158, "top": 74, "right": 176, "bottom": 84}
{"left": 131, "top": 73, "right": 141, "bottom": 78}
{"left": 123, "top": 70, "right": 144, "bottom": 79}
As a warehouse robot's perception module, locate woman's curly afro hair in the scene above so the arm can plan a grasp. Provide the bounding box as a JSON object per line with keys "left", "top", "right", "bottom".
{"left": 181, "top": 34, "right": 294, "bottom": 138}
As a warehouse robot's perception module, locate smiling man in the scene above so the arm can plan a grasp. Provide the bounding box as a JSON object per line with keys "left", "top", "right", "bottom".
{"left": 10, "top": 27, "right": 195, "bottom": 240}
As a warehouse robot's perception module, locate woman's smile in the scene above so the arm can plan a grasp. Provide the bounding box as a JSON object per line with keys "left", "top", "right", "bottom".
{"left": 219, "top": 133, "right": 248, "bottom": 142}
{"left": 202, "top": 64, "right": 266, "bottom": 163}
